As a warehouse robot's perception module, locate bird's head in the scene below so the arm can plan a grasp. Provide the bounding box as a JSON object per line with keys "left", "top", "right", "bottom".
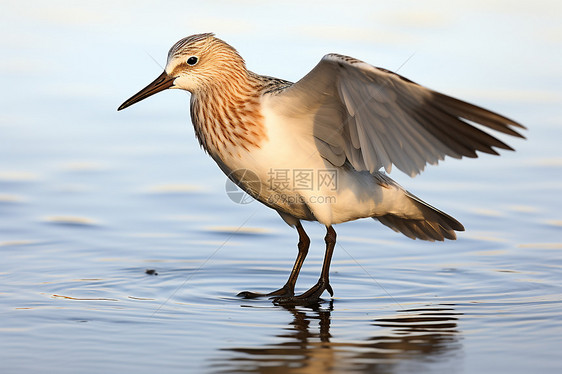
{"left": 118, "top": 33, "right": 245, "bottom": 111}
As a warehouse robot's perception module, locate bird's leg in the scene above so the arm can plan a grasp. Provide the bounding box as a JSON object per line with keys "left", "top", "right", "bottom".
{"left": 274, "top": 226, "right": 336, "bottom": 305}
{"left": 266, "top": 222, "right": 310, "bottom": 297}
{"left": 238, "top": 221, "right": 310, "bottom": 299}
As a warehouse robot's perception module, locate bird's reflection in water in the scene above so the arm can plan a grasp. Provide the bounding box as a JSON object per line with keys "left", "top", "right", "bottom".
{"left": 211, "top": 302, "right": 462, "bottom": 373}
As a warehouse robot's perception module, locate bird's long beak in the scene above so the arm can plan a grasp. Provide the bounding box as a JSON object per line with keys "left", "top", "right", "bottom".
{"left": 118, "top": 71, "right": 176, "bottom": 111}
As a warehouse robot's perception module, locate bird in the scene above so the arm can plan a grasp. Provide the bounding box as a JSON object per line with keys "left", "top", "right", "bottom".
{"left": 118, "top": 33, "right": 525, "bottom": 305}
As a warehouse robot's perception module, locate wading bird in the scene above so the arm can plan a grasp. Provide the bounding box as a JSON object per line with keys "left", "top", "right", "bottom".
{"left": 118, "top": 33, "right": 525, "bottom": 304}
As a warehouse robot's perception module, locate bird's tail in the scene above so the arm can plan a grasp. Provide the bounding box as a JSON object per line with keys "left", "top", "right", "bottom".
{"left": 374, "top": 191, "right": 464, "bottom": 242}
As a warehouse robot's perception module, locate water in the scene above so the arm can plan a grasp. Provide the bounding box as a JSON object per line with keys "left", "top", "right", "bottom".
{"left": 2, "top": 1, "right": 561, "bottom": 373}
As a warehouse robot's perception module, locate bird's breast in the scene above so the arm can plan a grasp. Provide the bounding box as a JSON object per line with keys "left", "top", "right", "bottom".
{"left": 189, "top": 89, "right": 268, "bottom": 162}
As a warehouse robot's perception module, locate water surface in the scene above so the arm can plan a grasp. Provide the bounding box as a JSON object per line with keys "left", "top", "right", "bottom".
{"left": 1, "top": 1, "right": 561, "bottom": 373}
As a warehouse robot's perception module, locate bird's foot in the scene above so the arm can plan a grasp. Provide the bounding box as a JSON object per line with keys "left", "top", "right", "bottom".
{"left": 272, "top": 280, "right": 333, "bottom": 306}
{"left": 237, "top": 284, "right": 294, "bottom": 299}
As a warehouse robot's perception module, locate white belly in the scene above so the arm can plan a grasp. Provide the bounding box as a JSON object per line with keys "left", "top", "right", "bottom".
{"left": 212, "top": 109, "right": 415, "bottom": 226}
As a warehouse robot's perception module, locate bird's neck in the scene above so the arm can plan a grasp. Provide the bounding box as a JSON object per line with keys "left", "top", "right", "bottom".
{"left": 190, "top": 72, "right": 267, "bottom": 160}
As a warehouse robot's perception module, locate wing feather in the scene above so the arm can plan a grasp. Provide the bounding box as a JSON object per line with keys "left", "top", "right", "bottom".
{"left": 267, "top": 53, "right": 525, "bottom": 177}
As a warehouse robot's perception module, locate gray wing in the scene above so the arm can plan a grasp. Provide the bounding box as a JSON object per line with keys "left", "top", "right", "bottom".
{"left": 268, "top": 53, "right": 526, "bottom": 176}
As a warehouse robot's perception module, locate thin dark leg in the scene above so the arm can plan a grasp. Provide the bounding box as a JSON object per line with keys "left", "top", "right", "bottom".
{"left": 269, "top": 222, "right": 310, "bottom": 296}
{"left": 238, "top": 221, "right": 310, "bottom": 299}
{"left": 274, "top": 226, "right": 336, "bottom": 305}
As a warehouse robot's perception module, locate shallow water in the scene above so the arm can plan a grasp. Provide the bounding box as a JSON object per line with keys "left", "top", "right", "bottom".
{"left": 2, "top": 1, "right": 562, "bottom": 373}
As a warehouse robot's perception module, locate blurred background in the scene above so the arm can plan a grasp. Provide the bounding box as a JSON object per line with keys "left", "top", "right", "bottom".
{"left": 1, "top": 1, "right": 561, "bottom": 373}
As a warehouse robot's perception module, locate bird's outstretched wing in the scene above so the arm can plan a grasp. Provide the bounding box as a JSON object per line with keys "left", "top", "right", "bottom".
{"left": 268, "top": 54, "right": 526, "bottom": 177}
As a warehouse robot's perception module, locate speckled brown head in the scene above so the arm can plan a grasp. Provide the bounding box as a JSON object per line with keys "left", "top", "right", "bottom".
{"left": 118, "top": 33, "right": 247, "bottom": 110}
{"left": 118, "top": 33, "right": 269, "bottom": 158}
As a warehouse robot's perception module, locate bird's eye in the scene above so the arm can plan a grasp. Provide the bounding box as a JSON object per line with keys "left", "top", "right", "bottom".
{"left": 186, "top": 56, "right": 198, "bottom": 66}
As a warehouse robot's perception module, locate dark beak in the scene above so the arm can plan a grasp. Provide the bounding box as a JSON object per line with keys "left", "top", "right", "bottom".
{"left": 118, "top": 71, "right": 176, "bottom": 111}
